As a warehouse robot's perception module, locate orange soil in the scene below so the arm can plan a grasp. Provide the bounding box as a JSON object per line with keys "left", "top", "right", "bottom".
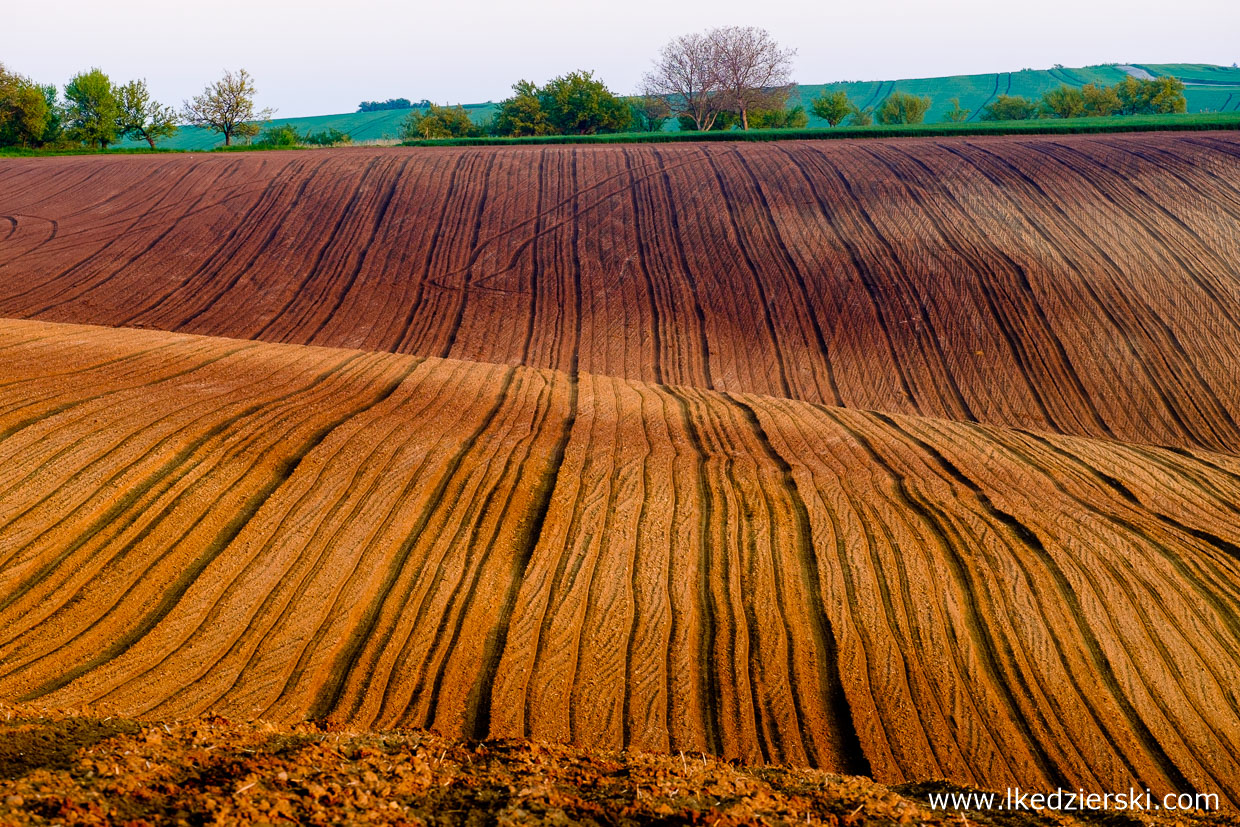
{"left": 12, "top": 702, "right": 1223, "bottom": 827}
{"left": 0, "top": 319, "right": 1236, "bottom": 808}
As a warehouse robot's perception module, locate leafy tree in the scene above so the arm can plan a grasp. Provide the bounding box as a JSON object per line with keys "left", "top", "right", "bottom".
{"left": 117, "top": 79, "right": 177, "bottom": 148}
{"left": 1081, "top": 83, "right": 1121, "bottom": 116}
{"left": 38, "top": 84, "right": 64, "bottom": 144}
{"left": 538, "top": 70, "right": 630, "bottom": 134}
{"left": 748, "top": 104, "right": 807, "bottom": 129}
{"left": 182, "top": 69, "right": 274, "bottom": 146}
{"left": 849, "top": 105, "right": 874, "bottom": 126}
{"left": 1113, "top": 76, "right": 1185, "bottom": 115}
{"left": 492, "top": 81, "right": 553, "bottom": 136}
{"left": 0, "top": 63, "right": 50, "bottom": 147}
{"left": 402, "top": 103, "right": 481, "bottom": 139}
{"left": 1040, "top": 85, "right": 1086, "bottom": 119}
{"left": 64, "top": 68, "right": 120, "bottom": 148}
{"left": 942, "top": 97, "right": 970, "bottom": 123}
{"left": 1149, "top": 76, "right": 1187, "bottom": 113}
{"left": 630, "top": 95, "right": 671, "bottom": 132}
{"left": 811, "top": 90, "right": 852, "bottom": 126}
{"left": 877, "top": 91, "right": 932, "bottom": 125}
{"left": 708, "top": 25, "right": 796, "bottom": 130}
{"left": 980, "top": 94, "right": 1038, "bottom": 121}
{"left": 1116, "top": 76, "right": 1154, "bottom": 114}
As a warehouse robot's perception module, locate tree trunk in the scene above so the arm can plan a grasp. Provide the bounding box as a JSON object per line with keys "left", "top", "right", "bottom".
{"left": 224, "top": 130, "right": 231, "bottom": 147}
{"left": 741, "top": 107, "right": 749, "bottom": 130}
{"left": 146, "top": 136, "right": 156, "bottom": 149}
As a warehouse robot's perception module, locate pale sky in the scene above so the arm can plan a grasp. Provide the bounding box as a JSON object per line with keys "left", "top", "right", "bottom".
{"left": 3, "top": 0, "right": 1237, "bottom": 117}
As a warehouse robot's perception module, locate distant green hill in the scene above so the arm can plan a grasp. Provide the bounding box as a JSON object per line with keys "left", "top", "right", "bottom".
{"left": 129, "top": 63, "right": 1240, "bottom": 150}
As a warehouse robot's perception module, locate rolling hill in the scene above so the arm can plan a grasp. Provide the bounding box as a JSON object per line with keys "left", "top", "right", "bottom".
{"left": 124, "top": 62, "right": 1240, "bottom": 150}
{"left": 1, "top": 132, "right": 1239, "bottom": 809}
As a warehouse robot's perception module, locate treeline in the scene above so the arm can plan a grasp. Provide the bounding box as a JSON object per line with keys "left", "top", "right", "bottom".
{"left": 4, "top": 53, "right": 1197, "bottom": 152}
{"left": 400, "top": 72, "right": 656, "bottom": 140}
{"left": 2, "top": 62, "right": 278, "bottom": 149}
{"left": 1, "top": 63, "right": 176, "bottom": 149}
{"left": 980, "top": 77, "right": 1187, "bottom": 121}
{"left": 402, "top": 26, "right": 805, "bottom": 140}
{"left": 800, "top": 75, "right": 1189, "bottom": 128}
{"left": 357, "top": 98, "right": 433, "bottom": 112}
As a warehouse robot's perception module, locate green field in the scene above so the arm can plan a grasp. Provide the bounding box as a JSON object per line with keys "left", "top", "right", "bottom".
{"left": 121, "top": 62, "right": 1240, "bottom": 150}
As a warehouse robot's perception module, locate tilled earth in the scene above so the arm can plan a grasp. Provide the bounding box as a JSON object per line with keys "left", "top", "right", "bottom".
{"left": 0, "top": 703, "right": 1231, "bottom": 826}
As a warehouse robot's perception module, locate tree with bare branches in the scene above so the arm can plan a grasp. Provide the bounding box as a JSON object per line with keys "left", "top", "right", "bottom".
{"left": 707, "top": 26, "right": 796, "bottom": 130}
{"left": 640, "top": 31, "right": 726, "bottom": 131}
{"left": 182, "top": 69, "right": 273, "bottom": 146}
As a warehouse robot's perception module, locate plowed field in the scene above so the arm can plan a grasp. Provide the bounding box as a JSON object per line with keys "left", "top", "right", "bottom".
{"left": 1, "top": 134, "right": 1239, "bottom": 810}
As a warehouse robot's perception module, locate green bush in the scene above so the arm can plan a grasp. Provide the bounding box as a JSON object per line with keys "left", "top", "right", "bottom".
{"left": 254, "top": 123, "right": 302, "bottom": 147}
{"left": 849, "top": 106, "right": 874, "bottom": 126}
{"left": 303, "top": 127, "right": 351, "bottom": 146}
{"left": 942, "top": 98, "right": 970, "bottom": 123}
{"left": 749, "top": 105, "right": 808, "bottom": 129}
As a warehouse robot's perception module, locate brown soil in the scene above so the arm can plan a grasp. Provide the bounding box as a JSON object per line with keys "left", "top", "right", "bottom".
{"left": 1, "top": 133, "right": 1239, "bottom": 817}
{"left": 1, "top": 136, "right": 1239, "bottom": 453}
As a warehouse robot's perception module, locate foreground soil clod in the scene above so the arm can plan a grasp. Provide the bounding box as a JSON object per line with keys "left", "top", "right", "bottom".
{"left": 2, "top": 703, "right": 1230, "bottom": 826}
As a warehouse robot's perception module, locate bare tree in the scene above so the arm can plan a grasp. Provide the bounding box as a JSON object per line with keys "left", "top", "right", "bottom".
{"left": 182, "top": 69, "right": 274, "bottom": 146}
{"left": 640, "top": 32, "right": 725, "bottom": 131}
{"left": 708, "top": 26, "right": 796, "bottom": 130}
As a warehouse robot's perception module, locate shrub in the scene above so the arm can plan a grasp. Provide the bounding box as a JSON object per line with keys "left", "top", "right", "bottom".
{"left": 849, "top": 106, "right": 874, "bottom": 126}
{"left": 255, "top": 123, "right": 302, "bottom": 147}
{"left": 749, "top": 105, "right": 808, "bottom": 129}
{"left": 942, "top": 97, "right": 970, "bottom": 123}
{"left": 303, "top": 128, "right": 351, "bottom": 146}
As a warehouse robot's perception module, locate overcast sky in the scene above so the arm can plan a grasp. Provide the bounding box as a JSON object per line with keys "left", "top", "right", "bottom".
{"left": 3, "top": 0, "right": 1237, "bottom": 117}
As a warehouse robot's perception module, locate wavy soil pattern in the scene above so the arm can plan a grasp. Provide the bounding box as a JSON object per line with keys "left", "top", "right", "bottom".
{"left": 1, "top": 133, "right": 1240, "bottom": 811}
